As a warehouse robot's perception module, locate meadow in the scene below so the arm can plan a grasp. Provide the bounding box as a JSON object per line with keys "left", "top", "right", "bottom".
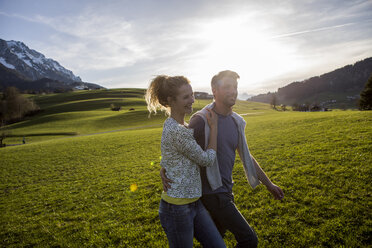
{"left": 1, "top": 89, "right": 371, "bottom": 247}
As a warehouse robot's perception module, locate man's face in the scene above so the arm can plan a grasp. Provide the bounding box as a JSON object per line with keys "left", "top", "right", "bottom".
{"left": 212, "top": 77, "right": 238, "bottom": 107}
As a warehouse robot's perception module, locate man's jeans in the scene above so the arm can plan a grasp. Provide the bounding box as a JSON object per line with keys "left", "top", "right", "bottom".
{"left": 159, "top": 199, "right": 226, "bottom": 248}
{"left": 201, "top": 192, "right": 258, "bottom": 248}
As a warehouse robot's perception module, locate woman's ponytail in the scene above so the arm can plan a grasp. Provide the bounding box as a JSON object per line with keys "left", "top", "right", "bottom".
{"left": 145, "top": 75, "right": 190, "bottom": 116}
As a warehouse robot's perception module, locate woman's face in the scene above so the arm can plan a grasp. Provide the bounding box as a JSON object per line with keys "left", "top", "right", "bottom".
{"left": 170, "top": 84, "right": 195, "bottom": 115}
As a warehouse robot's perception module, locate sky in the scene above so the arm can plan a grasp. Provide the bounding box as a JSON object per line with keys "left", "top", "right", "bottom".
{"left": 1, "top": 0, "right": 372, "bottom": 97}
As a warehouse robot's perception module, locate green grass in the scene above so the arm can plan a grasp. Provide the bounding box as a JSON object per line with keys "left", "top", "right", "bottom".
{"left": 234, "top": 110, "right": 372, "bottom": 247}
{"left": 1, "top": 89, "right": 371, "bottom": 247}
{"left": 1, "top": 128, "right": 164, "bottom": 247}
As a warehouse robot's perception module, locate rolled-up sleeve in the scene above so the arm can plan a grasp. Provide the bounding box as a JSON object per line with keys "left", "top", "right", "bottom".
{"left": 171, "top": 128, "right": 216, "bottom": 167}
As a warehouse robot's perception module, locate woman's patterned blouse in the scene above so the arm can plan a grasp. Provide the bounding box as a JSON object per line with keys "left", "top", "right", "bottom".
{"left": 160, "top": 117, "right": 216, "bottom": 198}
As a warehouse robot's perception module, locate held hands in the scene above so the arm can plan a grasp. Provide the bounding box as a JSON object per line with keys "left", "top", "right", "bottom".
{"left": 266, "top": 183, "right": 284, "bottom": 200}
{"left": 205, "top": 109, "right": 218, "bottom": 129}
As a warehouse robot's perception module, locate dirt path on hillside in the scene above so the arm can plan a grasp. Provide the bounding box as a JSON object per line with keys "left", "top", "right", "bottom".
{"left": 81, "top": 124, "right": 163, "bottom": 136}
{"left": 240, "top": 112, "right": 264, "bottom": 116}
{"left": 5, "top": 124, "right": 163, "bottom": 146}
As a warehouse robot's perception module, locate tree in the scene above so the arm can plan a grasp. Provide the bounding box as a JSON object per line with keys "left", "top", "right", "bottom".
{"left": 292, "top": 103, "right": 299, "bottom": 111}
{"left": 359, "top": 75, "right": 372, "bottom": 110}
{"left": 0, "top": 120, "right": 10, "bottom": 147}
{"left": 0, "top": 87, "right": 40, "bottom": 124}
{"left": 270, "top": 93, "right": 278, "bottom": 109}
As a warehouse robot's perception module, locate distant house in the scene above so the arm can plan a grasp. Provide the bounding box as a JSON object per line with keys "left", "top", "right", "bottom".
{"left": 194, "top": 91, "right": 213, "bottom": 99}
{"left": 74, "top": 85, "right": 85, "bottom": 90}
{"left": 347, "top": 95, "right": 358, "bottom": 100}
{"left": 294, "top": 103, "right": 329, "bottom": 112}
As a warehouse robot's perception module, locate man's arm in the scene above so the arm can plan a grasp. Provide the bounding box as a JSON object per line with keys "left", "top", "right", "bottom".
{"left": 251, "top": 155, "right": 284, "bottom": 200}
{"left": 238, "top": 147, "right": 284, "bottom": 200}
{"left": 189, "top": 115, "right": 206, "bottom": 149}
{"left": 160, "top": 168, "right": 172, "bottom": 192}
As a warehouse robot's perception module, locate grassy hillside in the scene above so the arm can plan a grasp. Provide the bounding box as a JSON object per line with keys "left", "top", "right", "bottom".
{"left": 3, "top": 89, "right": 272, "bottom": 144}
{"left": 4, "top": 89, "right": 159, "bottom": 144}
{"left": 1, "top": 89, "right": 371, "bottom": 247}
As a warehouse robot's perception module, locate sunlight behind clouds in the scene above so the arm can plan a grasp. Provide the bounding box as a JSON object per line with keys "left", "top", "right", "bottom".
{"left": 184, "top": 15, "right": 303, "bottom": 92}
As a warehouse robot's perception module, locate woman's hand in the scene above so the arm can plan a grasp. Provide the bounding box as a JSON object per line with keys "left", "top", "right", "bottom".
{"left": 206, "top": 109, "right": 218, "bottom": 129}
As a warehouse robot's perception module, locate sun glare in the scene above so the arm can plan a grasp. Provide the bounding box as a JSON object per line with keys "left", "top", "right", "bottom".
{"left": 130, "top": 183, "right": 138, "bottom": 192}
{"left": 191, "top": 16, "right": 301, "bottom": 93}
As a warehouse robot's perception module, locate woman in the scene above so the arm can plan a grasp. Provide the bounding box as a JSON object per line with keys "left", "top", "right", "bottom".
{"left": 145, "top": 75, "right": 225, "bottom": 248}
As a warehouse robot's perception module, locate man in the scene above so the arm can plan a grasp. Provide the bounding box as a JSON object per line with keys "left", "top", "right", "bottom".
{"left": 161, "top": 70, "right": 284, "bottom": 247}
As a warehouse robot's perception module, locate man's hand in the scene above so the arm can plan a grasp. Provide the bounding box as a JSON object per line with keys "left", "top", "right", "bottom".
{"left": 266, "top": 183, "right": 284, "bottom": 200}
{"left": 160, "top": 168, "right": 173, "bottom": 192}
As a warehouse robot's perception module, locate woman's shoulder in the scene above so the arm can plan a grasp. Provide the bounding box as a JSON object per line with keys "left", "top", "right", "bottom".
{"left": 163, "top": 118, "right": 193, "bottom": 136}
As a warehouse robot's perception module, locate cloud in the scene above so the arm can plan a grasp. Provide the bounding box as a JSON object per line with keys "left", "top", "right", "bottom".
{"left": 33, "top": 13, "right": 148, "bottom": 68}
{"left": 0, "top": 11, "right": 37, "bottom": 22}
{"left": 1, "top": 0, "right": 371, "bottom": 93}
{"left": 270, "top": 22, "right": 357, "bottom": 39}
{"left": 25, "top": 5, "right": 210, "bottom": 77}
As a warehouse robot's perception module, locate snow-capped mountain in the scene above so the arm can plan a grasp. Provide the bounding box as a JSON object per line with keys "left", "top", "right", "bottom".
{"left": 0, "top": 39, "right": 82, "bottom": 83}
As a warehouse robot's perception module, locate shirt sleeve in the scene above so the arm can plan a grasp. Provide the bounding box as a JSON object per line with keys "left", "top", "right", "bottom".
{"left": 171, "top": 126, "right": 216, "bottom": 167}
{"left": 189, "top": 115, "right": 206, "bottom": 150}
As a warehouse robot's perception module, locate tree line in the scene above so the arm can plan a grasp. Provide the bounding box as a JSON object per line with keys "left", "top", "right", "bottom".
{"left": 0, "top": 87, "right": 41, "bottom": 146}
{"left": 249, "top": 57, "right": 372, "bottom": 109}
{"left": 266, "top": 74, "right": 372, "bottom": 111}
{"left": 0, "top": 87, "right": 40, "bottom": 125}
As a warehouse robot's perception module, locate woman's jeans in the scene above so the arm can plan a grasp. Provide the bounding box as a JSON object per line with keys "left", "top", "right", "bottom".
{"left": 159, "top": 199, "right": 226, "bottom": 248}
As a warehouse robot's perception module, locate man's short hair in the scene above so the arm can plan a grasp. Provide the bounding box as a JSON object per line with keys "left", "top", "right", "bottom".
{"left": 211, "top": 70, "right": 240, "bottom": 89}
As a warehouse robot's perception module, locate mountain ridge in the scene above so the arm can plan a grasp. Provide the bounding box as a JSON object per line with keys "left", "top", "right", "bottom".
{"left": 249, "top": 57, "right": 372, "bottom": 108}
{"left": 0, "top": 39, "right": 104, "bottom": 92}
{"left": 0, "top": 39, "right": 82, "bottom": 83}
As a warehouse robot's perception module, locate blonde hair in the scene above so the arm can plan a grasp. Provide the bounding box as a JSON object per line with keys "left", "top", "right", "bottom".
{"left": 145, "top": 75, "right": 190, "bottom": 116}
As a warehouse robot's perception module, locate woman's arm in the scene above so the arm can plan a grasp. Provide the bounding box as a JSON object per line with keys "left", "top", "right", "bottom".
{"left": 172, "top": 128, "right": 217, "bottom": 167}
{"left": 172, "top": 109, "right": 218, "bottom": 167}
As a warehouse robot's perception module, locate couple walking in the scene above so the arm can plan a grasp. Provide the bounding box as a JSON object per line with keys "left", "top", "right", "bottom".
{"left": 145, "top": 70, "right": 284, "bottom": 248}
